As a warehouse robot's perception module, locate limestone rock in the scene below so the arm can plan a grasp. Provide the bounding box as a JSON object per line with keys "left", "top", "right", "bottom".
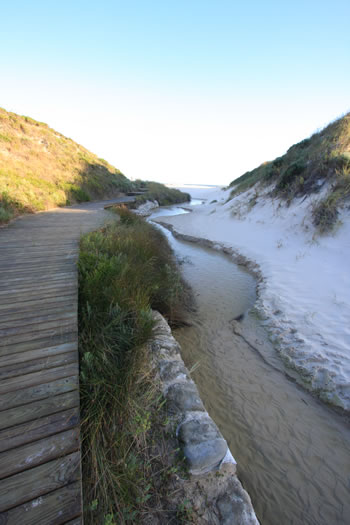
{"left": 166, "top": 382, "right": 205, "bottom": 413}
{"left": 216, "top": 477, "right": 260, "bottom": 525}
{"left": 159, "top": 360, "right": 189, "bottom": 383}
{"left": 178, "top": 414, "right": 228, "bottom": 475}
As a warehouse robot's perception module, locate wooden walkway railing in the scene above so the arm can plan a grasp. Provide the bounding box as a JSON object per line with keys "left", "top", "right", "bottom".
{"left": 0, "top": 198, "right": 132, "bottom": 524}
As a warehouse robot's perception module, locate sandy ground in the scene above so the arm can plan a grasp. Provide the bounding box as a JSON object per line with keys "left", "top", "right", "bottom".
{"left": 162, "top": 184, "right": 350, "bottom": 410}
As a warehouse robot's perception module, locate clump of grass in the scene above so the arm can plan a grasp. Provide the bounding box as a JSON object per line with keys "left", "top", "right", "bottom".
{"left": 0, "top": 191, "right": 28, "bottom": 223}
{"left": 67, "top": 184, "right": 91, "bottom": 203}
{"left": 312, "top": 165, "right": 350, "bottom": 232}
{"left": 78, "top": 210, "right": 189, "bottom": 523}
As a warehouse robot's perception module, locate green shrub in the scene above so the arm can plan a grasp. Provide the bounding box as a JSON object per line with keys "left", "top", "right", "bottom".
{"left": 135, "top": 181, "right": 190, "bottom": 206}
{"left": 276, "top": 161, "right": 306, "bottom": 191}
{"left": 312, "top": 166, "right": 350, "bottom": 232}
{"left": 312, "top": 195, "right": 339, "bottom": 232}
{"left": 70, "top": 185, "right": 91, "bottom": 202}
{"left": 0, "top": 191, "right": 27, "bottom": 223}
{"left": 0, "top": 206, "right": 12, "bottom": 222}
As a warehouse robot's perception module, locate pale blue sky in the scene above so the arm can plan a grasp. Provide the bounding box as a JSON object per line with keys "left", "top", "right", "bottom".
{"left": 1, "top": 1, "right": 349, "bottom": 184}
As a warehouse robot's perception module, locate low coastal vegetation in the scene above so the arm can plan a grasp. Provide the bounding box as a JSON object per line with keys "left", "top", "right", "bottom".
{"left": 0, "top": 107, "right": 190, "bottom": 223}
{"left": 133, "top": 180, "right": 191, "bottom": 206}
{"left": 229, "top": 112, "right": 350, "bottom": 232}
{"left": 0, "top": 107, "right": 131, "bottom": 221}
{"left": 78, "top": 208, "right": 190, "bottom": 523}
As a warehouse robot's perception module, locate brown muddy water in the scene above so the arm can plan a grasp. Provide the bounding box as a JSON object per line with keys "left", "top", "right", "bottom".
{"left": 149, "top": 204, "right": 350, "bottom": 525}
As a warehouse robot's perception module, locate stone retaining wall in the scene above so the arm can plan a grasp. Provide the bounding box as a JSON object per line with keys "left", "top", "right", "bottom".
{"left": 150, "top": 311, "right": 259, "bottom": 524}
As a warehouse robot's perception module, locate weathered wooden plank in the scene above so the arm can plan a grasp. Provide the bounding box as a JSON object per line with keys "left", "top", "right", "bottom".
{"left": 0, "top": 273, "right": 75, "bottom": 290}
{"left": 0, "top": 324, "right": 77, "bottom": 348}
{"left": 0, "top": 390, "right": 79, "bottom": 430}
{"left": 0, "top": 250, "right": 76, "bottom": 260}
{"left": 0, "top": 249, "right": 76, "bottom": 258}
{"left": 0, "top": 242, "right": 75, "bottom": 249}
{"left": 0, "top": 282, "right": 77, "bottom": 298}
{"left": 0, "top": 309, "right": 75, "bottom": 328}
{"left": 0, "top": 293, "right": 76, "bottom": 311}
{"left": 0, "top": 351, "right": 76, "bottom": 381}
{"left": 0, "top": 481, "right": 81, "bottom": 525}
{"left": 0, "top": 364, "right": 78, "bottom": 395}
{"left": 0, "top": 243, "right": 76, "bottom": 251}
{"left": 0, "top": 427, "right": 80, "bottom": 479}
{"left": 0, "top": 270, "right": 75, "bottom": 283}
{"left": 0, "top": 241, "right": 76, "bottom": 249}
{"left": 0, "top": 317, "right": 76, "bottom": 338}
{"left": 0, "top": 285, "right": 77, "bottom": 300}
{"left": 0, "top": 295, "right": 76, "bottom": 315}
{"left": 0, "top": 263, "right": 75, "bottom": 275}
{"left": 0, "top": 342, "right": 77, "bottom": 369}
{"left": 0, "top": 263, "right": 75, "bottom": 276}
{"left": 63, "top": 517, "right": 82, "bottom": 525}
{"left": 0, "top": 332, "right": 76, "bottom": 357}
{"left": 0, "top": 452, "right": 81, "bottom": 512}
{"left": 0, "top": 258, "right": 76, "bottom": 270}
{"left": 0, "top": 375, "right": 78, "bottom": 412}
{"left": 0, "top": 311, "right": 75, "bottom": 331}
{"left": 0, "top": 240, "right": 76, "bottom": 248}
{"left": 0, "top": 407, "right": 79, "bottom": 452}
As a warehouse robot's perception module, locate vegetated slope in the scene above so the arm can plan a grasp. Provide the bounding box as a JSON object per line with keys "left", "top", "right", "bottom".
{"left": 133, "top": 180, "right": 191, "bottom": 206}
{"left": 0, "top": 107, "right": 133, "bottom": 222}
{"left": 0, "top": 109, "right": 131, "bottom": 221}
{"left": 229, "top": 112, "right": 350, "bottom": 232}
{"left": 0, "top": 107, "right": 190, "bottom": 224}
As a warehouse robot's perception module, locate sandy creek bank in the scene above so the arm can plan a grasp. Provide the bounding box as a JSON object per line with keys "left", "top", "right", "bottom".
{"left": 148, "top": 203, "right": 350, "bottom": 525}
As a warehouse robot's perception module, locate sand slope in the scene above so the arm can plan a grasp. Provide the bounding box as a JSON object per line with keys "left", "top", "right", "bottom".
{"left": 162, "top": 185, "right": 350, "bottom": 410}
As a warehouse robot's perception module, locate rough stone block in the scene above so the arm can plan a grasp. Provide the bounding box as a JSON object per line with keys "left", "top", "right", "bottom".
{"left": 178, "top": 414, "right": 228, "bottom": 475}
{"left": 166, "top": 382, "right": 205, "bottom": 413}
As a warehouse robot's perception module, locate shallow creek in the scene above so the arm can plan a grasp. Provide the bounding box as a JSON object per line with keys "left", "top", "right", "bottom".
{"left": 149, "top": 202, "right": 350, "bottom": 525}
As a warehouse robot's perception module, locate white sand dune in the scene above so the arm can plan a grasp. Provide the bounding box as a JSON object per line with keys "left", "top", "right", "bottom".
{"left": 162, "top": 185, "right": 350, "bottom": 410}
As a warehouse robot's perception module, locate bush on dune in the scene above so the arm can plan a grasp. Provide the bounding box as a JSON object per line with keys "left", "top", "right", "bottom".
{"left": 134, "top": 181, "right": 191, "bottom": 206}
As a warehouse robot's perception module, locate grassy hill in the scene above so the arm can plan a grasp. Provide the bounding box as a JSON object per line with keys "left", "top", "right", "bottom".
{"left": 0, "top": 107, "right": 134, "bottom": 222}
{"left": 0, "top": 107, "right": 190, "bottom": 223}
{"left": 229, "top": 113, "right": 350, "bottom": 232}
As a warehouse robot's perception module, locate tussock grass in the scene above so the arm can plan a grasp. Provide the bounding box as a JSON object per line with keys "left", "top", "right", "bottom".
{"left": 78, "top": 210, "right": 189, "bottom": 523}
{"left": 0, "top": 107, "right": 132, "bottom": 222}
{"left": 312, "top": 165, "right": 350, "bottom": 232}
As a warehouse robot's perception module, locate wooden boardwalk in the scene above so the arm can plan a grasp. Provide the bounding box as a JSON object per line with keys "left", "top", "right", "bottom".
{"left": 0, "top": 198, "right": 133, "bottom": 524}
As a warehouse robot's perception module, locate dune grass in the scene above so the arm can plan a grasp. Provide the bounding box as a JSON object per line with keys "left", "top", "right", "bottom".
{"left": 78, "top": 209, "right": 189, "bottom": 523}
{"left": 228, "top": 113, "right": 350, "bottom": 232}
